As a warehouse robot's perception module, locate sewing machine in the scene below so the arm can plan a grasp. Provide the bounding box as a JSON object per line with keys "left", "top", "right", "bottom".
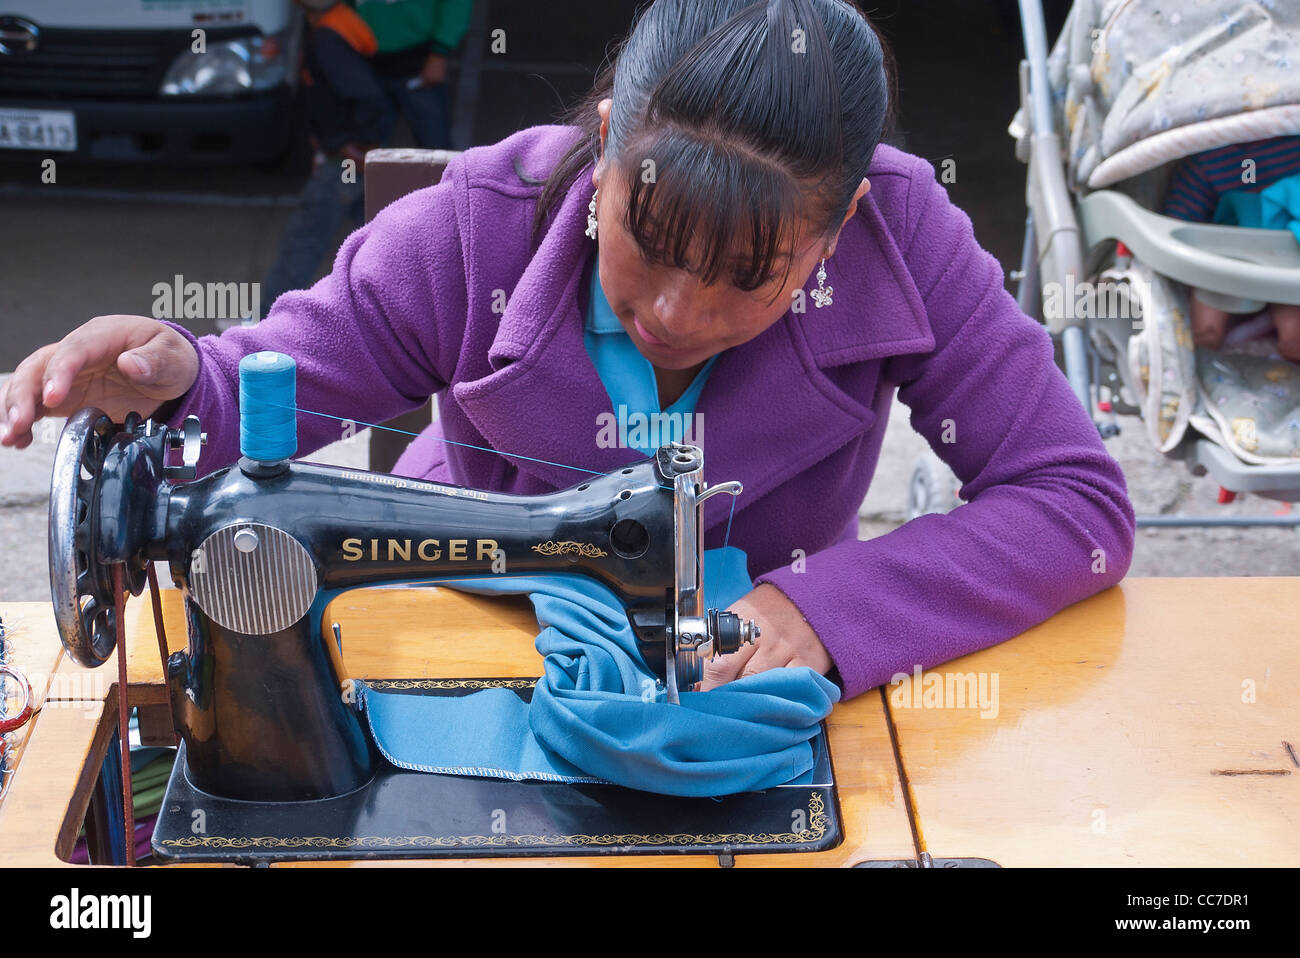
{"left": 46, "top": 356, "right": 840, "bottom": 863}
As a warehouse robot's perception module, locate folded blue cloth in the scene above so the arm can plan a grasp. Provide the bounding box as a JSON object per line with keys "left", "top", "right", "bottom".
{"left": 359, "top": 547, "right": 840, "bottom": 797}
{"left": 1213, "top": 172, "right": 1300, "bottom": 245}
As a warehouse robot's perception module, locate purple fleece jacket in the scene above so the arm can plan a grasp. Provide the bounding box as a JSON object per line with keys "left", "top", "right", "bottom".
{"left": 163, "top": 124, "right": 1135, "bottom": 700}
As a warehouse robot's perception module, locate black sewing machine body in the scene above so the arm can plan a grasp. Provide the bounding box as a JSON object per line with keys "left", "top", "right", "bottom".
{"left": 158, "top": 452, "right": 684, "bottom": 802}
{"left": 49, "top": 408, "right": 841, "bottom": 862}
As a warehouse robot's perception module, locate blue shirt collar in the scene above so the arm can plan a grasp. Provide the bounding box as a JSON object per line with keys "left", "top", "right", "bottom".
{"left": 586, "top": 256, "right": 626, "bottom": 334}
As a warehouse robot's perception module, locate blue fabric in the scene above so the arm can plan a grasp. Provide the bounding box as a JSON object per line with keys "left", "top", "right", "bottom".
{"left": 583, "top": 254, "right": 718, "bottom": 455}
{"left": 360, "top": 546, "right": 841, "bottom": 797}
{"left": 1212, "top": 172, "right": 1300, "bottom": 245}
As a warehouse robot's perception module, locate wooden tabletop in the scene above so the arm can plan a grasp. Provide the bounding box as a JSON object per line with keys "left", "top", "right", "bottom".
{"left": 892, "top": 578, "right": 1299, "bottom": 866}
{"left": 1, "top": 603, "right": 65, "bottom": 809}
{"left": 0, "top": 601, "right": 121, "bottom": 865}
{"left": 3, "top": 576, "right": 1296, "bottom": 866}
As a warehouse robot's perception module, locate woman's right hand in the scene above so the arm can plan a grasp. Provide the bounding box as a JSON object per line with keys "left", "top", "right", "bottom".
{"left": 0, "top": 315, "right": 199, "bottom": 449}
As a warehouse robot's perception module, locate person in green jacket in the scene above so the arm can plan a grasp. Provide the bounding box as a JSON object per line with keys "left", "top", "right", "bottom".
{"left": 355, "top": 0, "right": 472, "bottom": 149}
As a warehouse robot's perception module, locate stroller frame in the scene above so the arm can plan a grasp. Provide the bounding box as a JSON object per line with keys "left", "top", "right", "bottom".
{"left": 1012, "top": 0, "right": 1300, "bottom": 512}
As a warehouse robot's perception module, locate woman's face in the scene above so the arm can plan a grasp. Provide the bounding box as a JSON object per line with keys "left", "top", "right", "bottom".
{"left": 592, "top": 163, "right": 822, "bottom": 372}
{"left": 592, "top": 101, "right": 869, "bottom": 372}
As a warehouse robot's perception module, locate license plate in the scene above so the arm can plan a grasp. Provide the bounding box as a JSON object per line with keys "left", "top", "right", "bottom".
{"left": 0, "top": 109, "right": 77, "bottom": 151}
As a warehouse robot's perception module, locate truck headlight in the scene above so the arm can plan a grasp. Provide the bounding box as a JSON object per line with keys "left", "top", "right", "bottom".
{"left": 160, "top": 34, "right": 290, "bottom": 96}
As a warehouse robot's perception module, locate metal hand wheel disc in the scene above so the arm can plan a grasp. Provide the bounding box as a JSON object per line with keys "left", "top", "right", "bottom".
{"left": 49, "top": 408, "right": 121, "bottom": 668}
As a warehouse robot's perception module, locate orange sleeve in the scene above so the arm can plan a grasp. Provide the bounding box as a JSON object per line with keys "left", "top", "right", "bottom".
{"left": 319, "top": 6, "right": 378, "bottom": 57}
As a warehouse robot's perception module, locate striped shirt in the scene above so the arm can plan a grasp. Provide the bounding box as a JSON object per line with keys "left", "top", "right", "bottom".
{"left": 1164, "top": 134, "right": 1300, "bottom": 221}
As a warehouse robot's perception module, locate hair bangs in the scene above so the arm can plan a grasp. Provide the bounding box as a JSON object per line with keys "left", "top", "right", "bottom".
{"left": 617, "top": 127, "right": 811, "bottom": 294}
{"left": 532, "top": 1, "right": 899, "bottom": 253}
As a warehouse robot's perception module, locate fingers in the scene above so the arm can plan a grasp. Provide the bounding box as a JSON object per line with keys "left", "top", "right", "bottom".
{"left": 697, "top": 641, "right": 757, "bottom": 692}
{"left": 43, "top": 314, "right": 163, "bottom": 407}
{"left": 38, "top": 335, "right": 96, "bottom": 411}
{"left": 697, "top": 647, "right": 822, "bottom": 692}
{"left": 0, "top": 344, "right": 56, "bottom": 447}
{"left": 113, "top": 339, "right": 170, "bottom": 388}
{"left": 120, "top": 322, "right": 200, "bottom": 397}
{"left": 735, "top": 643, "right": 796, "bottom": 682}
{"left": 1, "top": 315, "right": 176, "bottom": 447}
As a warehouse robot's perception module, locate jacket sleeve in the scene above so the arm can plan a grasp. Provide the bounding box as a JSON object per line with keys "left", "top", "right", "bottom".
{"left": 755, "top": 162, "right": 1136, "bottom": 699}
{"left": 159, "top": 163, "right": 468, "bottom": 477}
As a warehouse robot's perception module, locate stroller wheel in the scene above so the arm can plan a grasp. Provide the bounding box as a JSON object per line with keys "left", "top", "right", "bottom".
{"left": 906, "top": 450, "right": 964, "bottom": 520}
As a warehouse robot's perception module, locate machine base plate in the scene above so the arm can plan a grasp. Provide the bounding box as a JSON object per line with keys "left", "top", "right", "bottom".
{"left": 151, "top": 679, "right": 841, "bottom": 863}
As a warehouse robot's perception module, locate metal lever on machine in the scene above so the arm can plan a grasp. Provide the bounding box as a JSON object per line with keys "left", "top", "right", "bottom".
{"left": 694, "top": 482, "right": 756, "bottom": 655}
{"left": 662, "top": 446, "right": 760, "bottom": 703}
{"left": 164, "top": 415, "right": 206, "bottom": 481}
{"left": 696, "top": 481, "right": 742, "bottom": 506}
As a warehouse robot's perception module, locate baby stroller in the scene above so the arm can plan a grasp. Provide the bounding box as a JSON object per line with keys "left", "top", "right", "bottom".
{"left": 910, "top": 0, "right": 1300, "bottom": 520}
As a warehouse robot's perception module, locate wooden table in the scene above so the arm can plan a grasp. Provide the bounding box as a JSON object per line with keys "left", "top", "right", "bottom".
{"left": 0, "top": 578, "right": 1295, "bottom": 867}
{"left": 0, "top": 604, "right": 65, "bottom": 822}
{"left": 891, "top": 578, "right": 1299, "bottom": 867}
{"left": 0, "top": 601, "right": 121, "bottom": 865}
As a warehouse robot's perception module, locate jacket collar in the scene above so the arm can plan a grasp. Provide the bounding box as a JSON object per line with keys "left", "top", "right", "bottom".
{"left": 452, "top": 166, "right": 935, "bottom": 525}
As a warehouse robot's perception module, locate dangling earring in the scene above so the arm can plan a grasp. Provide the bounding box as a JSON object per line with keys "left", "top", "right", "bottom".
{"left": 586, "top": 187, "right": 599, "bottom": 240}
{"left": 811, "top": 258, "right": 833, "bottom": 308}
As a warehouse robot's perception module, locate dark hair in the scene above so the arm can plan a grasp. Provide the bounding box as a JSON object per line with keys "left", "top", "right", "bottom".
{"left": 530, "top": 0, "right": 897, "bottom": 292}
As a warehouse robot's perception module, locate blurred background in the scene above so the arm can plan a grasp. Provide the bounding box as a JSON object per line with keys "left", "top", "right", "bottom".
{"left": 1, "top": 0, "right": 1295, "bottom": 600}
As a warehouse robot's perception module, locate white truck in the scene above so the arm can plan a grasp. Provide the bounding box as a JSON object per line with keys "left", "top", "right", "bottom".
{"left": 0, "top": 0, "right": 302, "bottom": 164}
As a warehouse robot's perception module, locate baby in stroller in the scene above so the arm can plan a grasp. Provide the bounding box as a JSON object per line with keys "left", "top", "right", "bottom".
{"left": 1164, "top": 134, "right": 1300, "bottom": 361}
{"left": 1008, "top": 0, "right": 1300, "bottom": 477}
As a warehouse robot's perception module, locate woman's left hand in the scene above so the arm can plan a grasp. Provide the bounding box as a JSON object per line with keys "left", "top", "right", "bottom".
{"left": 697, "top": 584, "right": 833, "bottom": 690}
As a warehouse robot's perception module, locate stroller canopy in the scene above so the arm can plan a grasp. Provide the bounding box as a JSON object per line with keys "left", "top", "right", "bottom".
{"left": 1039, "top": 0, "right": 1300, "bottom": 190}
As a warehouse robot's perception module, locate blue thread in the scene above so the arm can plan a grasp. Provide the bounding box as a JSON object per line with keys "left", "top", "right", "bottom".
{"left": 261, "top": 400, "right": 672, "bottom": 486}
{"left": 239, "top": 352, "right": 297, "bottom": 461}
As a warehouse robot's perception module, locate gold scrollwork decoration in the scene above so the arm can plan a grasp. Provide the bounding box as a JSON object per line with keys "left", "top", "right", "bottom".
{"left": 161, "top": 792, "right": 829, "bottom": 852}
{"left": 531, "top": 540, "right": 607, "bottom": 558}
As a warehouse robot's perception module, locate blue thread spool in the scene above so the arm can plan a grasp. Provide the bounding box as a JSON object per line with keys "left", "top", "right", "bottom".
{"left": 239, "top": 351, "right": 297, "bottom": 462}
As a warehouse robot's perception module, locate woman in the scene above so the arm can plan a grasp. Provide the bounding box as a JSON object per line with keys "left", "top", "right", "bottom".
{"left": 0, "top": 0, "right": 1134, "bottom": 700}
